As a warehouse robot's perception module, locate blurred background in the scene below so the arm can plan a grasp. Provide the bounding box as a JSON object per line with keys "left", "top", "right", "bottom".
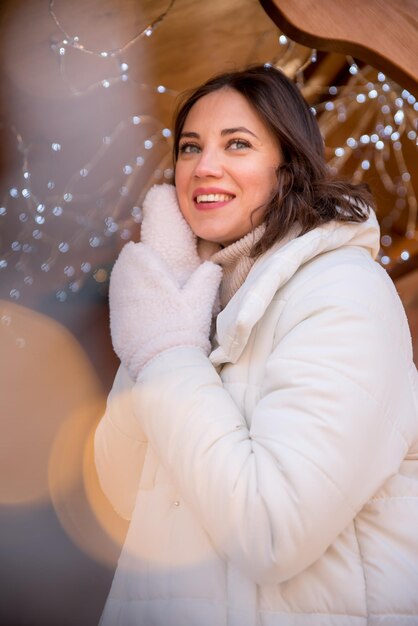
{"left": 0, "top": 0, "right": 417, "bottom": 624}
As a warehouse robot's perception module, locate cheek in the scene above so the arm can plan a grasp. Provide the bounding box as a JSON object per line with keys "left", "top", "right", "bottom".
{"left": 174, "top": 168, "right": 188, "bottom": 208}
{"left": 244, "top": 169, "right": 276, "bottom": 202}
{"left": 174, "top": 166, "right": 183, "bottom": 193}
{"left": 174, "top": 176, "right": 195, "bottom": 231}
{"left": 257, "top": 165, "right": 278, "bottom": 198}
{"left": 175, "top": 162, "right": 194, "bottom": 191}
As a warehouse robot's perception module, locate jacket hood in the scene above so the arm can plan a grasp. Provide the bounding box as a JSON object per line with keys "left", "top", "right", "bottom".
{"left": 210, "top": 211, "right": 381, "bottom": 366}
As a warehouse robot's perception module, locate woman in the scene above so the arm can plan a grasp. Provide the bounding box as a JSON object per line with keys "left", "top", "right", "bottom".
{"left": 95, "top": 66, "right": 418, "bottom": 625}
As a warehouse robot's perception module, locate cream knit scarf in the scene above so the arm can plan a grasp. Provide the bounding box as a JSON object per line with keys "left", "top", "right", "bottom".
{"left": 210, "top": 224, "right": 265, "bottom": 309}
{"left": 210, "top": 223, "right": 301, "bottom": 309}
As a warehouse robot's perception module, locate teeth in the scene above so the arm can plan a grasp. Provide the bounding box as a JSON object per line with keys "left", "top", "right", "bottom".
{"left": 196, "top": 193, "right": 234, "bottom": 203}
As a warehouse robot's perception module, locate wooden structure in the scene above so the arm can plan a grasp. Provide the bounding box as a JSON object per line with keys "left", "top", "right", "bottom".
{"left": 260, "top": 0, "right": 418, "bottom": 95}
{"left": 261, "top": 0, "right": 418, "bottom": 283}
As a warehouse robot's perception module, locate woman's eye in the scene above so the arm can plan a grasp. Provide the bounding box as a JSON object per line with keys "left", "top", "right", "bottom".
{"left": 179, "top": 143, "right": 201, "bottom": 154}
{"left": 227, "top": 139, "right": 251, "bottom": 150}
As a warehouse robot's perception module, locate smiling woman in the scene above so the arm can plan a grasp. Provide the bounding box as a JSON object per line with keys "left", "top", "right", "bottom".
{"left": 95, "top": 65, "right": 418, "bottom": 626}
{"left": 174, "top": 88, "right": 281, "bottom": 245}
{"left": 172, "top": 65, "right": 374, "bottom": 257}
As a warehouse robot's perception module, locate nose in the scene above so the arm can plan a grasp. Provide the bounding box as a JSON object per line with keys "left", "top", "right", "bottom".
{"left": 193, "top": 148, "right": 223, "bottom": 179}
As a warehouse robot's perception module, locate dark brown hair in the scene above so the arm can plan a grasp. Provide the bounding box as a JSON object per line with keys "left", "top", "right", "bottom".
{"left": 173, "top": 65, "right": 374, "bottom": 256}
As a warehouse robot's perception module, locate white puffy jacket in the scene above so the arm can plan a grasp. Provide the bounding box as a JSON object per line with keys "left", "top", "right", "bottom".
{"left": 95, "top": 211, "right": 418, "bottom": 626}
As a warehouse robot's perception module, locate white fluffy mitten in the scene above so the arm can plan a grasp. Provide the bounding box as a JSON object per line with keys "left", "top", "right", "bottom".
{"left": 109, "top": 242, "right": 222, "bottom": 381}
{"left": 141, "top": 184, "right": 201, "bottom": 287}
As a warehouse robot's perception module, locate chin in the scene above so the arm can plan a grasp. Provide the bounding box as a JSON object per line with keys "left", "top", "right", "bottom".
{"left": 186, "top": 214, "right": 250, "bottom": 245}
{"left": 196, "top": 230, "right": 234, "bottom": 246}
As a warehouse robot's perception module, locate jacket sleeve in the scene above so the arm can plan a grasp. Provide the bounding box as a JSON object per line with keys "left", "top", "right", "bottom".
{"left": 94, "top": 363, "right": 147, "bottom": 520}
{"left": 131, "top": 263, "right": 415, "bottom": 583}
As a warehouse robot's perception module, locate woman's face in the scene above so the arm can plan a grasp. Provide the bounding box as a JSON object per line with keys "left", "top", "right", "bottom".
{"left": 174, "top": 88, "right": 281, "bottom": 246}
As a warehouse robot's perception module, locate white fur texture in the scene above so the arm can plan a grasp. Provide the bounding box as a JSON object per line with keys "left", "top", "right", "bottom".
{"left": 141, "top": 184, "right": 201, "bottom": 287}
{"left": 109, "top": 242, "right": 222, "bottom": 381}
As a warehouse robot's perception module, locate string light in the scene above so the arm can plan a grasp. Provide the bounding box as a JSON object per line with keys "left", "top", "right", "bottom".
{"left": 1, "top": 7, "right": 416, "bottom": 306}
{"left": 48, "top": 0, "right": 177, "bottom": 96}
{"left": 314, "top": 59, "right": 417, "bottom": 271}
{"left": 49, "top": 0, "right": 176, "bottom": 56}
{"left": 0, "top": 111, "right": 174, "bottom": 300}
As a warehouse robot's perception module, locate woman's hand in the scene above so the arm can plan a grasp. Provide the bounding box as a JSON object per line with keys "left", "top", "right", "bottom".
{"left": 109, "top": 240, "right": 222, "bottom": 382}
{"left": 140, "top": 184, "right": 201, "bottom": 287}
{"left": 109, "top": 184, "right": 222, "bottom": 380}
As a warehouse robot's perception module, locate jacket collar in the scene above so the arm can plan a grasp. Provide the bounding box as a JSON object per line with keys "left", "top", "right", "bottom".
{"left": 210, "top": 211, "right": 380, "bottom": 366}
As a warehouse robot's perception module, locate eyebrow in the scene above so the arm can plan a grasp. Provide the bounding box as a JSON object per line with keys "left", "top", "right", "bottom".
{"left": 179, "top": 126, "right": 259, "bottom": 140}
{"left": 221, "top": 127, "right": 258, "bottom": 139}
